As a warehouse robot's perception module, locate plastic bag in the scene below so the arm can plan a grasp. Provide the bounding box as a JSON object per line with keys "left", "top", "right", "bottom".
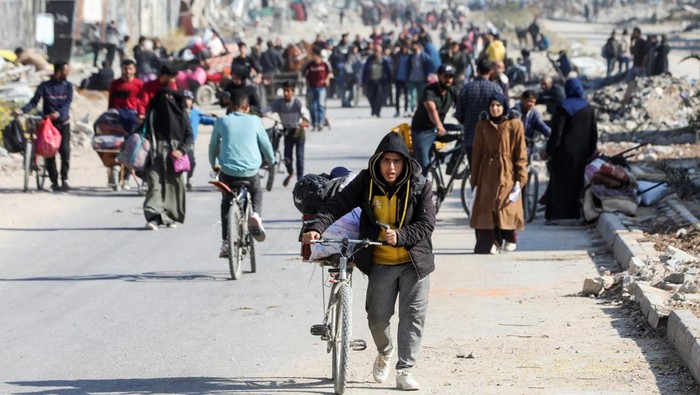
{"left": 309, "top": 208, "right": 362, "bottom": 261}
{"left": 35, "top": 117, "right": 62, "bottom": 158}
{"left": 172, "top": 153, "right": 191, "bottom": 173}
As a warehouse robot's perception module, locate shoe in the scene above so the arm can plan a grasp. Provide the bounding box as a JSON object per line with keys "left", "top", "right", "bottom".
{"left": 51, "top": 183, "right": 60, "bottom": 192}
{"left": 503, "top": 242, "right": 517, "bottom": 252}
{"left": 186, "top": 181, "right": 192, "bottom": 191}
{"left": 219, "top": 240, "right": 228, "bottom": 258}
{"left": 393, "top": 112, "right": 400, "bottom": 118}
{"left": 373, "top": 352, "right": 392, "bottom": 383}
{"left": 248, "top": 212, "right": 266, "bottom": 242}
{"left": 122, "top": 183, "right": 131, "bottom": 191}
{"left": 490, "top": 244, "right": 500, "bottom": 255}
{"left": 166, "top": 223, "right": 178, "bottom": 228}
{"left": 396, "top": 370, "right": 420, "bottom": 391}
{"left": 283, "top": 172, "right": 295, "bottom": 187}
{"left": 145, "top": 221, "right": 158, "bottom": 231}
{"left": 60, "top": 182, "right": 71, "bottom": 191}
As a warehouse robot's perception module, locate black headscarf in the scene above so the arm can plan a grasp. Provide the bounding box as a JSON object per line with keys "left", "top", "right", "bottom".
{"left": 148, "top": 87, "right": 190, "bottom": 142}
{"left": 487, "top": 93, "right": 509, "bottom": 124}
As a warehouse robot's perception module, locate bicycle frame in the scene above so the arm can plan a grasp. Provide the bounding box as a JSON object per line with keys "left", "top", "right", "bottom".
{"left": 427, "top": 131, "right": 469, "bottom": 213}
{"left": 307, "top": 237, "right": 381, "bottom": 394}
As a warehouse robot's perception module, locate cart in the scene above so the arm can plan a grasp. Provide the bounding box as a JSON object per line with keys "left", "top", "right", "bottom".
{"left": 92, "top": 110, "right": 145, "bottom": 193}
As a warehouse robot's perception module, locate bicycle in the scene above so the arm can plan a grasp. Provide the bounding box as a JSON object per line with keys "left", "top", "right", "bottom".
{"left": 209, "top": 173, "right": 257, "bottom": 280}
{"left": 305, "top": 228, "right": 382, "bottom": 394}
{"left": 425, "top": 124, "right": 471, "bottom": 217}
{"left": 522, "top": 136, "right": 544, "bottom": 223}
{"left": 260, "top": 117, "right": 285, "bottom": 192}
{"left": 18, "top": 115, "right": 49, "bottom": 193}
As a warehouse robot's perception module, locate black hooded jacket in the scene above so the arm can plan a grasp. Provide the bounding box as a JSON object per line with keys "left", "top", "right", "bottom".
{"left": 307, "top": 132, "right": 436, "bottom": 278}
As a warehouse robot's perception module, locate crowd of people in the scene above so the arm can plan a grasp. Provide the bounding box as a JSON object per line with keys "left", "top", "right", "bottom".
{"left": 602, "top": 27, "right": 670, "bottom": 78}
{"left": 11, "top": 11, "right": 630, "bottom": 390}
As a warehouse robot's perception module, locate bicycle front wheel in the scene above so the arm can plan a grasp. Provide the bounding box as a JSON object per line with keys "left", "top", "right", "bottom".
{"left": 333, "top": 283, "right": 352, "bottom": 395}
{"left": 460, "top": 171, "right": 471, "bottom": 219}
{"left": 227, "top": 205, "right": 243, "bottom": 280}
{"left": 247, "top": 228, "right": 257, "bottom": 274}
{"left": 429, "top": 168, "right": 443, "bottom": 214}
{"left": 265, "top": 161, "right": 278, "bottom": 192}
{"left": 23, "top": 141, "right": 32, "bottom": 193}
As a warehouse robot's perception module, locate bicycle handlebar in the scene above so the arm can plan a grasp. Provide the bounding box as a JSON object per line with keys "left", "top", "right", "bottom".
{"left": 310, "top": 238, "right": 383, "bottom": 247}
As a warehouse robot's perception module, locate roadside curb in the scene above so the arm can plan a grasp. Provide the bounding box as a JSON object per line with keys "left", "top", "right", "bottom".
{"left": 597, "top": 212, "right": 700, "bottom": 385}
{"left": 596, "top": 213, "right": 655, "bottom": 269}
{"left": 668, "top": 310, "right": 700, "bottom": 384}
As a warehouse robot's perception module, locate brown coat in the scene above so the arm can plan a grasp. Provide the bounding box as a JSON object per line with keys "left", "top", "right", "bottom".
{"left": 469, "top": 113, "right": 528, "bottom": 230}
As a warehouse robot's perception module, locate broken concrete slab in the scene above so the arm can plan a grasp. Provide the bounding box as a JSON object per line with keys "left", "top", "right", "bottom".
{"left": 631, "top": 282, "right": 671, "bottom": 329}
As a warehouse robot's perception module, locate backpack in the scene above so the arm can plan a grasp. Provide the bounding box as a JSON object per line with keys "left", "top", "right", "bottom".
{"left": 292, "top": 172, "right": 356, "bottom": 214}
{"left": 293, "top": 173, "right": 331, "bottom": 214}
{"left": 2, "top": 119, "right": 26, "bottom": 153}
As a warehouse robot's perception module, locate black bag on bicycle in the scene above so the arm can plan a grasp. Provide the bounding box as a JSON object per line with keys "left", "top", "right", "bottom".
{"left": 3, "top": 119, "right": 26, "bottom": 153}
{"left": 293, "top": 171, "right": 356, "bottom": 214}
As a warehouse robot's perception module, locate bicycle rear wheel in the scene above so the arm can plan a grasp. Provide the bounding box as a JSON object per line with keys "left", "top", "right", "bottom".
{"left": 36, "top": 159, "right": 47, "bottom": 191}
{"left": 333, "top": 283, "right": 352, "bottom": 395}
{"left": 23, "top": 141, "right": 32, "bottom": 193}
{"left": 227, "top": 204, "right": 243, "bottom": 280}
{"left": 524, "top": 169, "right": 539, "bottom": 223}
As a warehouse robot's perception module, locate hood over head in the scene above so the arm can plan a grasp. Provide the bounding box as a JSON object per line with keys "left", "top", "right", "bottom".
{"left": 368, "top": 132, "right": 415, "bottom": 193}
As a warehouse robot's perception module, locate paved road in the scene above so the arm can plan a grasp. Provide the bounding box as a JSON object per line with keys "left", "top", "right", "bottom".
{"left": 0, "top": 99, "right": 697, "bottom": 394}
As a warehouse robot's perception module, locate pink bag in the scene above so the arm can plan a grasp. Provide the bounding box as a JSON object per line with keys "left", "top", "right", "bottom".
{"left": 172, "top": 153, "right": 191, "bottom": 173}
{"left": 35, "top": 117, "right": 62, "bottom": 158}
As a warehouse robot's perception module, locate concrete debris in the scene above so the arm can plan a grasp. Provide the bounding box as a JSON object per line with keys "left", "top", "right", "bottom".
{"left": 589, "top": 75, "right": 700, "bottom": 135}
{"left": 582, "top": 277, "right": 604, "bottom": 296}
{"left": 666, "top": 272, "right": 687, "bottom": 285}
{"left": 679, "top": 280, "right": 700, "bottom": 294}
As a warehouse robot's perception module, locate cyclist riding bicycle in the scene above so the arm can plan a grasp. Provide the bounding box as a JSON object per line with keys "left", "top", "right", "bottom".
{"left": 410, "top": 63, "right": 458, "bottom": 176}
{"left": 302, "top": 131, "right": 435, "bottom": 391}
{"left": 209, "top": 90, "right": 275, "bottom": 257}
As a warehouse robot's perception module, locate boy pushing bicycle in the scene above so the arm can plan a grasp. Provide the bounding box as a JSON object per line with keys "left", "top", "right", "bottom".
{"left": 302, "top": 132, "right": 435, "bottom": 391}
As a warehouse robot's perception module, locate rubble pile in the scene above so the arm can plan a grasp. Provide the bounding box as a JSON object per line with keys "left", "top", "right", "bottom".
{"left": 589, "top": 75, "right": 700, "bottom": 135}
{"left": 583, "top": 245, "right": 700, "bottom": 316}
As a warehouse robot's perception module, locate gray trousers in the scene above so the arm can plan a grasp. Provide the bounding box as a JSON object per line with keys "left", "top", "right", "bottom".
{"left": 366, "top": 262, "right": 430, "bottom": 371}
{"left": 144, "top": 142, "right": 186, "bottom": 225}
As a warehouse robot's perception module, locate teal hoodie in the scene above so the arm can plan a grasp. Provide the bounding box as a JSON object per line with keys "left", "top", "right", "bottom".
{"left": 208, "top": 111, "right": 274, "bottom": 178}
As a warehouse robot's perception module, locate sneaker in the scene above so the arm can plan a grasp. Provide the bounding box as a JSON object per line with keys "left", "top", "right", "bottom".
{"left": 373, "top": 352, "right": 392, "bottom": 383}
{"left": 503, "top": 241, "right": 517, "bottom": 252}
{"left": 282, "top": 172, "right": 295, "bottom": 187}
{"left": 51, "top": 183, "right": 60, "bottom": 192}
{"left": 396, "top": 370, "right": 420, "bottom": 391}
{"left": 393, "top": 111, "right": 400, "bottom": 118}
{"left": 122, "top": 182, "right": 131, "bottom": 191}
{"left": 490, "top": 244, "right": 500, "bottom": 255}
{"left": 186, "top": 181, "right": 192, "bottom": 191}
{"left": 166, "top": 223, "right": 178, "bottom": 228}
{"left": 60, "top": 182, "right": 71, "bottom": 192}
{"left": 248, "top": 212, "right": 266, "bottom": 242}
{"left": 145, "top": 221, "right": 159, "bottom": 231}
{"left": 219, "top": 240, "right": 228, "bottom": 258}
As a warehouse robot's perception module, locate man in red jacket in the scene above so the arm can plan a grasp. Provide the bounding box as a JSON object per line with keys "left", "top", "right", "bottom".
{"left": 138, "top": 65, "right": 177, "bottom": 118}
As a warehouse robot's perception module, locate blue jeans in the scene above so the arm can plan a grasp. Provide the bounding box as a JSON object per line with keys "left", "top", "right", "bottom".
{"left": 411, "top": 128, "right": 437, "bottom": 176}
{"left": 307, "top": 86, "right": 327, "bottom": 127}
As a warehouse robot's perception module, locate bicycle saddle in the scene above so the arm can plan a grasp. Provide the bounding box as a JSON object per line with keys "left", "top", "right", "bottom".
{"left": 229, "top": 180, "right": 252, "bottom": 188}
